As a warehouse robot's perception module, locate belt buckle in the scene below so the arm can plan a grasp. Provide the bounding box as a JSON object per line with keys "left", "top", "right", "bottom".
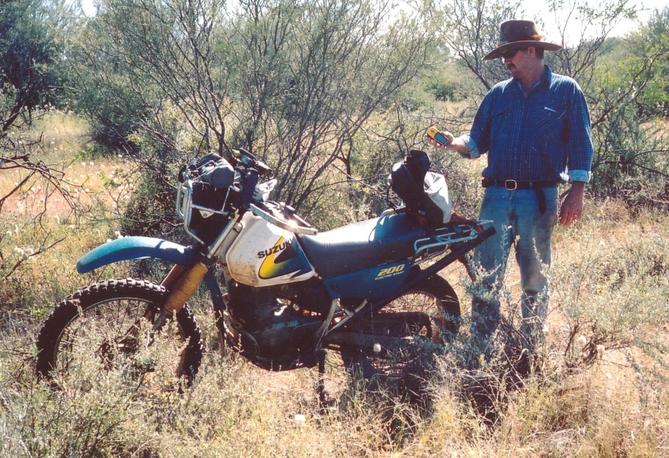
{"left": 504, "top": 179, "right": 518, "bottom": 190}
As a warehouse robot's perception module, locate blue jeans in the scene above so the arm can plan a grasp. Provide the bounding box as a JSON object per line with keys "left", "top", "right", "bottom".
{"left": 470, "top": 186, "right": 559, "bottom": 354}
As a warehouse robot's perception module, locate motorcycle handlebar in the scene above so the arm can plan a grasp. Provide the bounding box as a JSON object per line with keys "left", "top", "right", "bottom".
{"left": 237, "top": 148, "right": 273, "bottom": 177}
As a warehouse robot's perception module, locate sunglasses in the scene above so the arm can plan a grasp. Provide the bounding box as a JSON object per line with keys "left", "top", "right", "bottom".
{"left": 500, "top": 47, "right": 527, "bottom": 60}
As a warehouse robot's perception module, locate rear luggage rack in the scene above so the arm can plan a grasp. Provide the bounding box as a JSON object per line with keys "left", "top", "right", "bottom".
{"left": 412, "top": 221, "right": 492, "bottom": 259}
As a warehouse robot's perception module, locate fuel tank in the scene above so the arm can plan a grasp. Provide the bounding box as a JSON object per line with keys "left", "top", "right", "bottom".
{"left": 225, "top": 212, "right": 316, "bottom": 287}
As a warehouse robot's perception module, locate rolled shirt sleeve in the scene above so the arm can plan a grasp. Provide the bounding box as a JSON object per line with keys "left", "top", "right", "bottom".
{"left": 566, "top": 82, "right": 594, "bottom": 180}
{"left": 457, "top": 135, "right": 481, "bottom": 159}
{"left": 568, "top": 169, "right": 592, "bottom": 182}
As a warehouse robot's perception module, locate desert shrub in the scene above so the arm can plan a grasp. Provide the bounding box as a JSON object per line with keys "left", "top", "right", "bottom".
{"left": 590, "top": 109, "right": 669, "bottom": 208}
{"left": 0, "top": 0, "right": 66, "bottom": 123}
{"left": 73, "top": 79, "right": 149, "bottom": 152}
{"left": 587, "top": 26, "right": 669, "bottom": 208}
{"left": 117, "top": 108, "right": 191, "bottom": 238}
{"left": 120, "top": 170, "right": 179, "bottom": 239}
{"left": 425, "top": 81, "right": 466, "bottom": 102}
{"left": 551, "top": 221, "right": 669, "bottom": 369}
{"left": 633, "top": 8, "right": 669, "bottom": 118}
{"left": 63, "top": 0, "right": 440, "bottom": 223}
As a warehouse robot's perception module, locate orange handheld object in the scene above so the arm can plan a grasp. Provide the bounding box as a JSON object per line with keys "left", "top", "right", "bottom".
{"left": 426, "top": 126, "right": 453, "bottom": 146}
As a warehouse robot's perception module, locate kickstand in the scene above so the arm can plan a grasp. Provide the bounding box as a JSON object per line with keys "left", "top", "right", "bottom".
{"left": 316, "top": 349, "right": 330, "bottom": 410}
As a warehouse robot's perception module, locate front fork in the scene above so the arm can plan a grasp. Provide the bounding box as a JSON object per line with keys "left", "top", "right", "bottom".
{"left": 149, "top": 261, "right": 210, "bottom": 332}
{"left": 160, "top": 262, "right": 209, "bottom": 313}
{"left": 150, "top": 261, "right": 210, "bottom": 378}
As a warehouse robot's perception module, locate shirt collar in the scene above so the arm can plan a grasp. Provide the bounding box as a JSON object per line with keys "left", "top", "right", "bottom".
{"left": 514, "top": 65, "right": 552, "bottom": 95}
{"left": 540, "top": 65, "right": 553, "bottom": 87}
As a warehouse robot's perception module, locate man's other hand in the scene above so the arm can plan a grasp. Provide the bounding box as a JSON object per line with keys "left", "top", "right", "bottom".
{"left": 559, "top": 182, "right": 585, "bottom": 226}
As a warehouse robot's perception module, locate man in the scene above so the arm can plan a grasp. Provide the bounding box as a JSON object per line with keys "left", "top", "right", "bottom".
{"left": 431, "top": 20, "right": 594, "bottom": 361}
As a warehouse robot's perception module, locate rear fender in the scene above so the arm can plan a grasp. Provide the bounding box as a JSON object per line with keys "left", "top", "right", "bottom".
{"left": 76, "top": 236, "right": 197, "bottom": 273}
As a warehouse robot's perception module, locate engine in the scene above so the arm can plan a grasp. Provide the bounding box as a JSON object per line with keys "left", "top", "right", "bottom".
{"left": 223, "top": 279, "right": 331, "bottom": 370}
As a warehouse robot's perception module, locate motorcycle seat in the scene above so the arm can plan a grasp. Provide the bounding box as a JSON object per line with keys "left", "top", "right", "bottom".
{"left": 297, "top": 212, "right": 429, "bottom": 278}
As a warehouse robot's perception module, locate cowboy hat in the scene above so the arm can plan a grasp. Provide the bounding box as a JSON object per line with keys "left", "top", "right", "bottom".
{"left": 484, "top": 20, "right": 562, "bottom": 60}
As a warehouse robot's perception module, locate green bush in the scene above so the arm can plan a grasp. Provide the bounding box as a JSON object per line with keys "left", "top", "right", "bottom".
{"left": 425, "top": 81, "right": 463, "bottom": 102}
{"left": 120, "top": 169, "right": 179, "bottom": 239}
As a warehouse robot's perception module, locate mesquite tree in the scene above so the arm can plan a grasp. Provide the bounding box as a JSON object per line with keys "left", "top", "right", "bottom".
{"left": 71, "top": 0, "right": 436, "bottom": 214}
{"left": 0, "top": 0, "right": 78, "bottom": 281}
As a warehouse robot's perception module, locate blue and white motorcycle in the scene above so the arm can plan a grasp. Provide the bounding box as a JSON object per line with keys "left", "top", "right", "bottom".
{"left": 36, "top": 149, "right": 494, "bottom": 393}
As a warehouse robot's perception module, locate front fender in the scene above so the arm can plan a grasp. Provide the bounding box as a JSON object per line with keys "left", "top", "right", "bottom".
{"left": 76, "top": 236, "right": 197, "bottom": 274}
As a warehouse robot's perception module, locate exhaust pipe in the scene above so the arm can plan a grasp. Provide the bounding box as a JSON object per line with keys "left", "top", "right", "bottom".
{"left": 323, "top": 331, "right": 416, "bottom": 353}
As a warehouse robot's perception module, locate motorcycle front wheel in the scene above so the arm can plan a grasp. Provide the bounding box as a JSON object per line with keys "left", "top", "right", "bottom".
{"left": 36, "top": 279, "right": 203, "bottom": 389}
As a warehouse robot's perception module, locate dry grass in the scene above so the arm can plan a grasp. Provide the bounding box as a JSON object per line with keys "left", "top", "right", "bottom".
{"left": 29, "top": 110, "right": 92, "bottom": 159}
{"left": 0, "top": 157, "right": 135, "bottom": 218}
{"left": 0, "top": 113, "right": 667, "bottom": 456}
{"left": 0, "top": 110, "right": 135, "bottom": 218}
{"left": 1, "top": 201, "right": 666, "bottom": 456}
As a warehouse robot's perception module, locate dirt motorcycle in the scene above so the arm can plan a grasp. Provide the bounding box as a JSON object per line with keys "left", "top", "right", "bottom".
{"left": 36, "top": 149, "right": 494, "bottom": 396}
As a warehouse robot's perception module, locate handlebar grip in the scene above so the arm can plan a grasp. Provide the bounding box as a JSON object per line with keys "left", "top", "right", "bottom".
{"left": 238, "top": 148, "right": 273, "bottom": 176}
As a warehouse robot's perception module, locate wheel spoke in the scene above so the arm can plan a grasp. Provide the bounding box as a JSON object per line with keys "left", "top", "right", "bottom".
{"left": 341, "top": 278, "right": 460, "bottom": 386}
{"left": 37, "top": 280, "right": 202, "bottom": 391}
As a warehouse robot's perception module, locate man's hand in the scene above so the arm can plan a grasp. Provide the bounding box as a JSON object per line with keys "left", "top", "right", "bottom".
{"left": 427, "top": 132, "right": 470, "bottom": 155}
{"left": 559, "top": 182, "right": 585, "bottom": 226}
{"left": 426, "top": 126, "right": 454, "bottom": 147}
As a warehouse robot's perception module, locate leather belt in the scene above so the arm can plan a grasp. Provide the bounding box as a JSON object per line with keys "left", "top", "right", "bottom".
{"left": 481, "top": 178, "right": 559, "bottom": 214}
{"left": 481, "top": 178, "right": 559, "bottom": 190}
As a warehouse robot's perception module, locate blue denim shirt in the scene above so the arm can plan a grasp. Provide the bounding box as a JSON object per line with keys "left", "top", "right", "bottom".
{"left": 465, "top": 66, "right": 593, "bottom": 182}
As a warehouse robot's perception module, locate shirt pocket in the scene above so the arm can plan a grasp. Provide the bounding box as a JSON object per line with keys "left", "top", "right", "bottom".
{"left": 536, "top": 105, "right": 567, "bottom": 137}
{"left": 493, "top": 107, "right": 511, "bottom": 120}
{"left": 490, "top": 107, "right": 512, "bottom": 141}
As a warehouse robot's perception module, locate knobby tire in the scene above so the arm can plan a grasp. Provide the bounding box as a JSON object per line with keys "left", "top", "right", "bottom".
{"left": 36, "top": 278, "right": 203, "bottom": 387}
{"left": 342, "top": 275, "right": 460, "bottom": 387}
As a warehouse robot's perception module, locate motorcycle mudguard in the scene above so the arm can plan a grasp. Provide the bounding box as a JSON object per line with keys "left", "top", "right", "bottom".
{"left": 76, "top": 236, "right": 197, "bottom": 274}
{"left": 76, "top": 237, "right": 227, "bottom": 312}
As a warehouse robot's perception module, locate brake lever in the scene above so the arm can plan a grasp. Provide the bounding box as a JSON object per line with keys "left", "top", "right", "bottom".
{"left": 254, "top": 159, "right": 273, "bottom": 176}
{"left": 178, "top": 164, "right": 189, "bottom": 182}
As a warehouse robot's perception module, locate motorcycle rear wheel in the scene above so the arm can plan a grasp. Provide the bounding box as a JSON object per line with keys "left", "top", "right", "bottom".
{"left": 36, "top": 279, "right": 203, "bottom": 389}
{"left": 342, "top": 275, "right": 460, "bottom": 388}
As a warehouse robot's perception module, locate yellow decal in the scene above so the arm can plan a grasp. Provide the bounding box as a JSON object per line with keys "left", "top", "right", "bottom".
{"left": 258, "top": 236, "right": 287, "bottom": 279}
{"left": 375, "top": 264, "right": 406, "bottom": 280}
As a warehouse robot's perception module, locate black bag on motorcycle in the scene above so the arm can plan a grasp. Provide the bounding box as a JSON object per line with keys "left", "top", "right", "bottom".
{"left": 186, "top": 153, "right": 238, "bottom": 244}
{"left": 390, "top": 150, "right": 452, "bottom": 227}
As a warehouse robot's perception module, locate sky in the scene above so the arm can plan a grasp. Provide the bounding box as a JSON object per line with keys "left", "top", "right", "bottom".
{"left": 523, "top": 0, "right": 669, "bottom": 44}
{"left": 80, "top": 0, "right": 669, "bottom": 39}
